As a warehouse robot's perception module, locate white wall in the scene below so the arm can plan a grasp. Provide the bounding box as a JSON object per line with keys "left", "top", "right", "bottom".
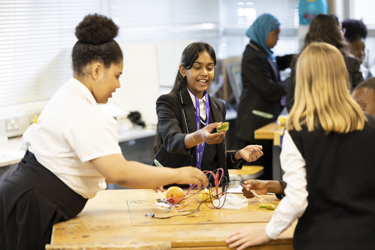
{"left": 110, "top": 43, "right": 160, "bottom": 126}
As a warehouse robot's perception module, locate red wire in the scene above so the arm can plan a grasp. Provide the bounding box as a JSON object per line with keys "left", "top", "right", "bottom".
{"left": 166, "top": 168, "right": 225, "bottom": 210}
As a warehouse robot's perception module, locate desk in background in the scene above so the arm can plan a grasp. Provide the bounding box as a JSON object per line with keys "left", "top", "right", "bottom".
{"left": 0, "top": 128, "right": 156, "bottom": 180}
{"left": 48, "top": 189, "right": 294, "bottom": 250}
{"left": 254, "top": 122, "right": 285, "bottom": 180}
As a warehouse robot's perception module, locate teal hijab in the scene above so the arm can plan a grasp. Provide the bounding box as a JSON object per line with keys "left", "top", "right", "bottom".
{"left": 246, "top": 13, "right": 280, "bottom": 58}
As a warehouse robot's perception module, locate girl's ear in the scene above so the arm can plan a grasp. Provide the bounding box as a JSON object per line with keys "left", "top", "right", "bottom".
{"left": 91, "top": 62, "right": 102, "bottom": 80}
{"left": 179, "top": 65, "right": 186, "bottom": 78}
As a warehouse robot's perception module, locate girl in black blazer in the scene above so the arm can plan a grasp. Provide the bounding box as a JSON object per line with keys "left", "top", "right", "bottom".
{"left": 154, "top": 42, "right": 263, "bottom": 188}
{"left": 236, "top": 13, "right": 293, "bottom": 180}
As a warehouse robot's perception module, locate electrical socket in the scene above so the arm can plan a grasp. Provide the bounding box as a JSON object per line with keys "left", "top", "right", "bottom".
{"left": 5, "top": 118, "right": 20, "bottom": 132}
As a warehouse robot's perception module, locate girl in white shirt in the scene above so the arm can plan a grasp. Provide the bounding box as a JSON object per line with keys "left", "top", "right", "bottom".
{"left": 227, "top": 42, "right": 375, "bottom": 249}
{"left": 0, "top": 14, "right": 208, "bottom": 250}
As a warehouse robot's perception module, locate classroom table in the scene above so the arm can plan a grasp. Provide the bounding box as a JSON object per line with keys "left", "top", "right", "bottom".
{"left": 47, "top": 189, "right": 295, "bottom": 250}
{"left": 254, "top": 122, "right": 285, "bottom": 180}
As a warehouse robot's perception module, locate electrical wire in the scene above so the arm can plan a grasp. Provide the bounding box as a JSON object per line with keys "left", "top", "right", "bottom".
{"left": 148, "top": 169, "right": 233, "bottom": 219}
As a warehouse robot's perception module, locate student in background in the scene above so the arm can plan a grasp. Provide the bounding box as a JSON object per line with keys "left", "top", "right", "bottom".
{"left": 342, "top": 18, "right": 372, "bottom": 79}
{"left": 235, "top": 13, "right": 293, "bottom": 180}
{"left": 352, "top": 77, "right": 375, "bottom": 117}
{"left": 0, "top": 14, "right": 209, "bottom": 250}
{"left": 227, "top": 42, "right": 375, "bottom": 250}
{"left": 286, "top": 14, "right": 364, "bottom": 112}
{"left": 153, "top": 42, "right": 263, "bottom": 188}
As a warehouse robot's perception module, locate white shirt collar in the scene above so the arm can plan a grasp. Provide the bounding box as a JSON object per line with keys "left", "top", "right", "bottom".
{"left": 71, "top": 77, "right": 98, "bottom": 106}
{"left": 187, "top": 88, "right": 206, "bottom": 110}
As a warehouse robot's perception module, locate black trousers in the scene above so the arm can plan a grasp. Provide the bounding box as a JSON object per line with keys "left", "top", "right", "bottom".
{"left": 0, "top": 151, "right": 87, "bottom": 250}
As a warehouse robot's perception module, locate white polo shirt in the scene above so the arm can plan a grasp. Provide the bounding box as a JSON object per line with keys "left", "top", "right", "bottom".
{"left": 21, "top": 77, "right": 121, "bottom": 198}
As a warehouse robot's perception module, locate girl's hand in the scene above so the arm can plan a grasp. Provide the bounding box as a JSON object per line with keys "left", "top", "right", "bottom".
{"left": 241, "top": 180, "right": 268, "bottom": 198}
{"left": 226, "top": 226, "right": 271, "bottom": 250}
{"left": 175, "top": 167, "right": 208, "bottom": 189}
{"left": 153, "top": 186, "right": 164, "bottom": 193}
{"left": 197, "top": 123, "right": 226, "bottom": 144}
{"left": 238, "top": 145, "right": 263, "bottom": 162}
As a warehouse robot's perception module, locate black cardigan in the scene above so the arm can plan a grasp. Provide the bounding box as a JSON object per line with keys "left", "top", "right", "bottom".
{"left": 290, "top": 114, "right": 375, "bottom": 249}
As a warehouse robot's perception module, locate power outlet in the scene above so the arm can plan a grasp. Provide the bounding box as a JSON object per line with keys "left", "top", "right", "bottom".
{"left": 5, "top": 118, "right": 20, "bottom": 132}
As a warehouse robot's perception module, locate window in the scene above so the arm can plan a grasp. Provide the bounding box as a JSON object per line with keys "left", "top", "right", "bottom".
{"left": 0, "top": 0, "right": 102, "bottom": 108}
{"left": 0, "top": 0, "right": 301, "bottom": 108}
{"left": 349, "top": 0, "right": 375, "bottom": 73}
{"left": 218, "top": 0, "right": 300, "bottom": 58}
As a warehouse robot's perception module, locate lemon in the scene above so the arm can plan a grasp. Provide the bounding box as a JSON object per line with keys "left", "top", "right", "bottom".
{"left": 199, "top": 188, "right": 214, "bottom": 202}
{"left": 278, "top": 116, "right": 287, "bottom": 126}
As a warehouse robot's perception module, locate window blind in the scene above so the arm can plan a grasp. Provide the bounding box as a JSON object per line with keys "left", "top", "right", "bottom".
{"left": 1, "top": 0, "right": 301, "bottom": 107}
{"left": 110, "top": 0, "right": 220, "bottom": 43}
{"left": 0, "top": 0, "right": 102, "bottom": 108}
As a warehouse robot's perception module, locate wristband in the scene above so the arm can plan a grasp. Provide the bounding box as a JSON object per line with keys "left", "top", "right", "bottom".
{"left": 232, "top": 149, "right": 244, "bottom": 164}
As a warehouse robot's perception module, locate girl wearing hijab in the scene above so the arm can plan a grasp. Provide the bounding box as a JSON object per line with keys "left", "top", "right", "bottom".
{"left": 235, "top": 13, "right": 293, "bottom": 180}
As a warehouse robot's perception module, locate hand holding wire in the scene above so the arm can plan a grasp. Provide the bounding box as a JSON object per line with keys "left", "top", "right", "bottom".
{"left": 175, "top": 167, "right": 208, "bottom": 189}
{"left": 240, "top": 180, "right": 268, "bottom": 198}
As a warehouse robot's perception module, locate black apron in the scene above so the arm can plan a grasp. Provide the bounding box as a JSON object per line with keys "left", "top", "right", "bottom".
{"left": 0, "top": 150, "right": 87, "bottom": 250}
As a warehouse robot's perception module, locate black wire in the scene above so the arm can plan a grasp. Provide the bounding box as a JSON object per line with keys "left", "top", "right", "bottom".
{"left": 151, "top": 181, "right": 232, "bottom": 219}
{"left": 150, "top": 169, "right": 244, "bottom": 219}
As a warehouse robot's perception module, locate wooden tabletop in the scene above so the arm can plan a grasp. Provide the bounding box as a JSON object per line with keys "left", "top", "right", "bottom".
{"left": 254, "top": 122, "right": 285, "bottom": 146}
{"left": 47, "top": 189, "right": 295, "bottom": 250}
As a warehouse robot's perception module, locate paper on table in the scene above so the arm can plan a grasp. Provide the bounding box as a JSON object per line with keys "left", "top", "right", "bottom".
{"left": 227, "top": 185, "right": 243, "bottom": 194}
{"left": 98, "top": 103, "right": 129, "bottom": 118}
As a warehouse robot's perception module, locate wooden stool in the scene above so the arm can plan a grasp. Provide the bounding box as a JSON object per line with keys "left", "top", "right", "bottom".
{"left": 229, "top": 166, "right": 264, "bottom": 185}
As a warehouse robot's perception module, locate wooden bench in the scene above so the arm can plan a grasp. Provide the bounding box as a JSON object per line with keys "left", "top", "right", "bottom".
{"left": 229, "top": 165, "right": 264, "bottom": 185}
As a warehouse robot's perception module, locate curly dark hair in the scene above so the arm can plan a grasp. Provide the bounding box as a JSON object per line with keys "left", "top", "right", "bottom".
{"left": 72, "top": 13, "right": 123, "bottom": 76}
{"left": 304, "top": 14, "right": 349, "bottom": 53}
{"left": 342, "top": 19, "right": 368, "bottom": 42}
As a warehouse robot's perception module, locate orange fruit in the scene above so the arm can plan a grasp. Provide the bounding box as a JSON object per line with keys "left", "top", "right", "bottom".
{"left": 165, "top": 186, "right": 185, "bottom": 203}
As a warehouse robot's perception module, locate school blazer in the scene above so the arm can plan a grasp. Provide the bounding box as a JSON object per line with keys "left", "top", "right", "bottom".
{"left": 236, "top": 40, "right": 290, "bottom": 142}
{"left": 154, "top": 87, "right": 242, "bottom": 182}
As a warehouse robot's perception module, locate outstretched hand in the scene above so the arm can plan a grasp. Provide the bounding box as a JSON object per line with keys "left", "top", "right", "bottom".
{"left": 198, "top": 122, "right": 226, "bottom": 144}
{"left": 226, "top": 226, "right": 271, "bottom": 250}
{"left": 175, "top": 167, "right": 208, "bottom": 189}
{"left": 238, "top": 145, "right": 263, "bottom": 162}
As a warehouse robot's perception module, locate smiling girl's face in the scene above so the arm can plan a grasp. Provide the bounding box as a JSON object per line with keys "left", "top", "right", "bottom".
{"left": 179, "top": 51, "right": 214, "bottom": 99}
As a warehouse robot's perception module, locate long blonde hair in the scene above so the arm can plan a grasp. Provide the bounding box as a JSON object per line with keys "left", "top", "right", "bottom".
{"left": 287, "top": 42, "right": 366, "bottom": 133}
